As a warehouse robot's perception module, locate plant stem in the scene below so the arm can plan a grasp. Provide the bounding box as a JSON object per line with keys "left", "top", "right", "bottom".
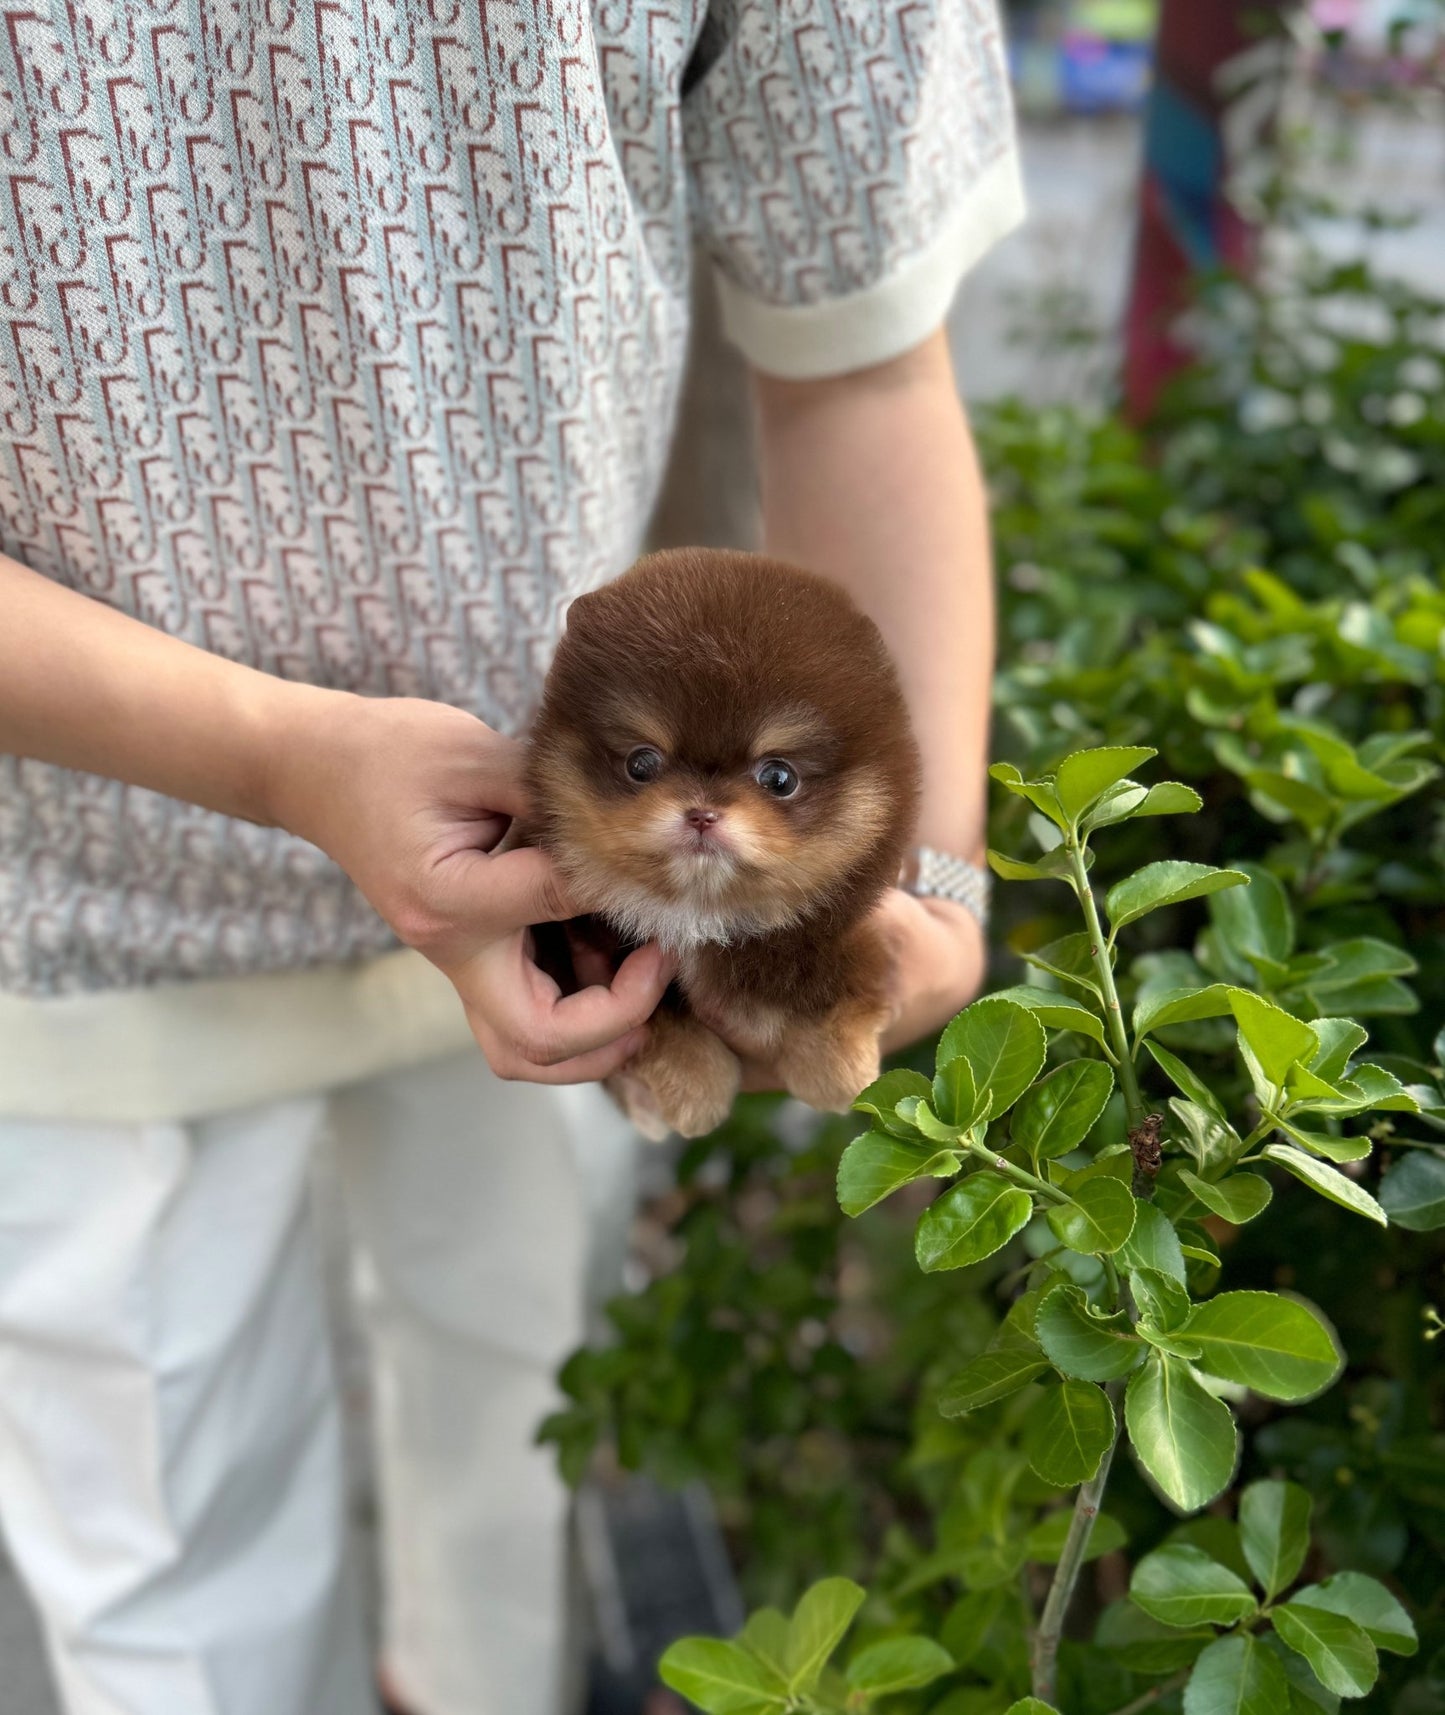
{"left": 1030, "top": 1376, "right": 1127, "bottom": 1704}
{"left": 1066, "top": 836, "right": 1147, "bottom": 1130}
{"left": 966, "top": 1139, "right": 1071, "bottom": 1206}
{"left": 1101, "top": 1670, "right": 1190, "bottom": 1715}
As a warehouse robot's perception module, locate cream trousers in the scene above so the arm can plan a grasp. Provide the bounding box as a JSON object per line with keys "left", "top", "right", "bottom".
{"left": 0, "top": 1050, "right": 638, "bottom": 1715}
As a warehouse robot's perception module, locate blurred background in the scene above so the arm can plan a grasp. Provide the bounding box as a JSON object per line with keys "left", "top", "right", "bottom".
{"left": 4, "top": 3, "right": 1442, "bottom": 1712}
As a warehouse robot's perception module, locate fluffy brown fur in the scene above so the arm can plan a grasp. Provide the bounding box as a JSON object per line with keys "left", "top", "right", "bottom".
{"left": 526, "top": 547, "right": 921, "bottom": 1139}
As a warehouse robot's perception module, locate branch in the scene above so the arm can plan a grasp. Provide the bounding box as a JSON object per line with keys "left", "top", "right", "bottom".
{"left": 1102, "top": 1669, "right": 1190, "bottom": 1715}
{"left": 1065, "top": 837, "right": 1147, "bottom": 1131}
{"left": 1030, "top": 1377, "right": 1127, "bottom": 1703}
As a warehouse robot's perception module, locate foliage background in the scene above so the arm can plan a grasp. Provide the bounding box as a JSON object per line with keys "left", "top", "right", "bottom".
{"left": 543, "top": 39, "right": 1445, "bottom": 1715}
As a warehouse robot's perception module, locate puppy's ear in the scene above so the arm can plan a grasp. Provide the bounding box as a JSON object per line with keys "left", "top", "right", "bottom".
{"left": 562, "top": 587, "right": 604, "bottom": 634}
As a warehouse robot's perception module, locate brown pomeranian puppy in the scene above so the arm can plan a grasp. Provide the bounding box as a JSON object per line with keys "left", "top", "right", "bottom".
{"left": 527, "top": 548, "right": 921, "bottom": 1140}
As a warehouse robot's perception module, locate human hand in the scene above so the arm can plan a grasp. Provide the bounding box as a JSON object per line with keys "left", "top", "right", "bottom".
{"left": 267, "top": 691, "right": 674, "bottom": 1083}
{"left": 736, "top": 888, "right": 986, "bottom": 1093}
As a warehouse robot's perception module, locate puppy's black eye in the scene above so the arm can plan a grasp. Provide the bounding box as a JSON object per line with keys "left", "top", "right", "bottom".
{"left": 755, "top": 759, "right": 799, "bottom": 799}
{"left": 625, "top": 746, "right": 665, "bottom": 784}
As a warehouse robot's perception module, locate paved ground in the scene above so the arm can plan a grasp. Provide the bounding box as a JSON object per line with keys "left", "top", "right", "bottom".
{"left": 3, "top": 105, "right": 1441, "bottom": 1715}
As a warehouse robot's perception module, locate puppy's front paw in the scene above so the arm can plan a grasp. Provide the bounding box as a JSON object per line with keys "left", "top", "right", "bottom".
{"left": 606, "top": 1015, "right": 741, "bottom": 1140}
{"left": 777, "top": 1010, "right": 884, "bottom": 1114}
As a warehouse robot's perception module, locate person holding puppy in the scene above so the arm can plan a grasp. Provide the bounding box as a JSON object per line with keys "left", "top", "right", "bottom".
{"left": 0, "top": 4, "right": 1021, "bottom": 1713}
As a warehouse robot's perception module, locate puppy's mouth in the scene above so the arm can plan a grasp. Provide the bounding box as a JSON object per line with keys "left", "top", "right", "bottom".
{"left": 667, "top": 817, "right": 740, "bottom": 889}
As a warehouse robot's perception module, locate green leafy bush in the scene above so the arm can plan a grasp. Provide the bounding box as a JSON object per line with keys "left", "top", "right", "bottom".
{"left": 658, "top": 748, "right": 1427, "bottom": 1713}
{"left": 543, "top": 91, "right": 1445, "bottom": 1714}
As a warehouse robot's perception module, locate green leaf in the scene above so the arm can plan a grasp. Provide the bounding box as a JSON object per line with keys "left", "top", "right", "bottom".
{"left": 837, "top": 1133, "right": 959, "bottom": 1217}
{"left": 738, "top": 1610, "right": 790, "bottom": 1678}
{"left": 1056, "top": 745, "right": 1158, "bottom": 819}
{"left": 1284, "top": 1062, "right": 1351, "bottom": 1108}
{"left": 844, "top": 1637, "right": 953, "bottom": 1697}
{"left": 1097, "top": 1600, "right": 1214, "bottom": 1673}
{"left": 1239, "top": 1479, "right": 1312, "bottom": 1600}
{"left": 1290, "top": 1573, "right": 1417, "bottom": 1656}
{"left": 1106, "top": 863, "right": 1250, "bottom": 934}
{"left": 1273, "top": 1119, "right": 1371, "bottom": 1164}
{"left": 1138, "top": 1324, "right": 1204, "bottom": 1360}
{"left": 1183, "top": 1634, "right": 1290, "bottom": 1715}
{"left": 659, "top": 1639, "right": 787, "bottom": 1714}
{"left": 989, "top": 761, "right": 1068, "bottom": 826}
{"left": 1025, "top": 1508, "right": 1127, "bottom": 1564}
{"left": 1135, "top": 781, "right": 1205, "bottom": 818}
{"left": 1047, "top": 1177, "right": 1137, "bottom": 1255}
{"left": 1273, "top": 1604, "right": 1378, "bottom": 1698}
{"left": 1035, "top": 1282, "right": 1144, "bottom": 1381}
{"left": 1012, "top": 1061, "right": 1116, "bottom": 1162}
{"left": 915, "top": 1173, "right": 1034, "bottom": 1273}
{"left": 1126, "top": 1353, "right": 1238, "bottom": 1513}
{"left": 1310, "top": 1019, "right": 1369, "bottom": 1084}
{"left": 1242, "top": 768, "right": 1335, "bottom": 832}
{"left": 986, "top": 984, "right": 1108, "bottom": 1047}
{"left": 1184, "top": 1292, "right": 1342, "bottom": 1402}
{"left": 1130, "top": 1543, "right": 1257, "bottom": 1628}
{"left": 1378, "top": 1148, "right": 1445, "bottom": 1230}
{"left": 784, "top": 1578, "right": 866, "bottom": 1692}
{"left": 1229, "top": 992, "right": 1319, "bottom": 1086}
{"left": 937, "top": 998, "right": 1048, "bottom": 1121}
{"left": 1119, "top": 1203, "right": 1188, "bottom": 1284}
{"left": 1171, "top": 1100, "right": 1245, "bottom": 1175}
{"left": 987, "top": 847, "right": 1079, "bottom": 886}
{"left": 1179, "top": 1170, "right": 1273, "bottom": 1225}
{"left": 1020, "top": 932, "right": 1104, "bottom": 999}
{"left": 1130, "top": 1266, "right": 1192, "bottom": 1333}
{"left": 939, "top": 1347, "right": 1050, "bottom": 1417}
{"left": 1261, "top": 1145, "right": 1388, "bottom": 1225}
{"left": 913, "top": 1101, "right": 966, "bottom": 1145}
{"left": 1134, "top": 983, "right": 1237, "bottom": 1042}
{"left": 1269, "top": 1633, "right": 1345, "bottom": 1715}
{"left": 933, "top": 1053, "right": 980, "bottom": 1129}
{"left": 1025, "top": 1379, "right": 1117, "bottom": 1486}
{"left": 1064, "top": 1147, "right": 1134, "bottom": 1189}
{"left": 1144, "top": 1040, "right": 1227, "bottom": 1119}
{"left": 939, "top": 1587, "right": 1007, "bottom": 1668}
{"left": 1209, "top": 861, "right": 1295, "bottom": 965}
{"left": 852, "top": 1070, "right": 934, "bottom": 1139}
{"left": 1308, "top": 1063, "right": 1419, "bottom": 1116}
{"left": 1085, "top": 779, "right": 1151, "bottom": 829}
{"left": 1004, "top": 1703, "right": 1062, "bottom": 1715}
{"left": 1299, "top": 937, "right": 1417, "bottom": 995}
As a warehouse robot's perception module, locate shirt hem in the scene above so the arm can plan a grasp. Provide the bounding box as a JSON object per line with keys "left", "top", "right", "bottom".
{"left": 0, "top": 950, "right": 476, "bottom": 1124}
{"left": 713, "top": 149, "right": 1027, "bottom": 380}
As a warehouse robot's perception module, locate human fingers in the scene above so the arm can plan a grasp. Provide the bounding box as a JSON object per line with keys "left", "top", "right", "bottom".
{"left": 465, "top": 938, "right": 675, "bottom": 1068}
{"left": 470, "top": 1014, "right": 652, "bottom": 1085}
{"left": 440, "top": 845, "right": 581, "bottom": 936}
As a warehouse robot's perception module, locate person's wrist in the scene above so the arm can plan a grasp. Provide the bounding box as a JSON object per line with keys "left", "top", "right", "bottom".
{"left": 246, "top": 676, "right": 363, "bottom": 842}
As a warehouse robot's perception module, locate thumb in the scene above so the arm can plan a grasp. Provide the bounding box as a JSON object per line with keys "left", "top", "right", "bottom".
{"left": 447, "top": 845, "right": 580, "bottom": 933}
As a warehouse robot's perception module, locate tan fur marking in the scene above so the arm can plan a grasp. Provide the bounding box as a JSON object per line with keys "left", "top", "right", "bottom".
{"left": 775, "top": 1002, "right": 889, "bottom": 1113}
{"left": 751, "top": 707, "right": 829, "bottom": 757}
{"left": 608, "top": 1013, "right": 741, "bottom": 1140}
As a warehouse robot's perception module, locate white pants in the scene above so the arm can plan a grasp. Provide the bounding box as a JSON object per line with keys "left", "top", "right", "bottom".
{"left": 0, "top": 1051, "right": 639, "bottom": 1715}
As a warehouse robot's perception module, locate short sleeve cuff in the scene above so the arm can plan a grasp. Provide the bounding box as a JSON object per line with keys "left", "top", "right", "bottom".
{"left": 713, "top": 150, "right": 1026, "bottom": 381}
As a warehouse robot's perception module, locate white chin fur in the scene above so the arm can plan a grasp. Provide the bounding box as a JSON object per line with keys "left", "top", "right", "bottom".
{"left": 565, "top": 866, "right": 797, "bottom": 951}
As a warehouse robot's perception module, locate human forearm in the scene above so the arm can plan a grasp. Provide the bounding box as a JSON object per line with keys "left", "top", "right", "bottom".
{"left": 750, "top": 328, "right": 994, "bottom": 859}
{"left": 0, "top": 552, "right": 669, "bottom": 1075}
{"left": 0, "top": 552, "right": 320, "bottom": 826}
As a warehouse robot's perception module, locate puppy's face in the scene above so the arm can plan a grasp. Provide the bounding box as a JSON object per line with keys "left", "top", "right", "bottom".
{"left": 529, "top": 550, "right": 920, "bottom": 950}
{"left": 534, "top": 697, "right": 894, "bottom": 946}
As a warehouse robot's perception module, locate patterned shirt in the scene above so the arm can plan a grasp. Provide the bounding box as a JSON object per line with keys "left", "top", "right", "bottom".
{"left": 0, "top": 0, "right": 1021, "bottom": 995}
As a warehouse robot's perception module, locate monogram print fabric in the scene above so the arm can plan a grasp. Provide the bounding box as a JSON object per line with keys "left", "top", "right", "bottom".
{"left": 0, "top": 0, "right": 1018, "bottom": 994}
{"left": 686, "top": 0, "right": 1015, "bottom": 307}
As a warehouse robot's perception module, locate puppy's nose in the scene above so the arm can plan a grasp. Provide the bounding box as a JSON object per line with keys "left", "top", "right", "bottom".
{"left": 685, "top": 807, "right": 720, "bottom": 831}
